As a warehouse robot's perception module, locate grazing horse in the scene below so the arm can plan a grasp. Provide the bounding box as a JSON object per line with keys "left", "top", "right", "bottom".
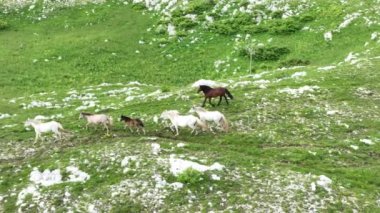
{"left": 197, "top": 85, "right": 234, "bottom": 107}
{"left": 120, "top": 115, "right": 146, "bottom": 135}
{"left": 189, "top": 106, "right": 229, "bottom": 132}
{"left": 160, "top": 110, "right": 207, "bottom": 136}
{"left": 79, "top": 112, "right": 113, "bottom": 134}
{"left": 24, "top": 119, "right": 64, "bottom": 143}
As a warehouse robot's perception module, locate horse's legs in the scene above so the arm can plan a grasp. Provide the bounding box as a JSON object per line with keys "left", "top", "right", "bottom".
{"left": 34, "top": 133, "right": 39, "bottom": 144}
{"left": 218, "top": 96, "right": 222, "bottom": 106}
{"left": 129, "top": 127, "right": 133, "bottom": 133}
{"left": 142, "top": 128, "right": 146, "bottom": 135}
{"left": 202, "top": 97, "right": 207, "bottom": 107}
{"left": 169, "top": 125, "right": 175, "bottom": 132}
{"left": 56, "top": 130, "right": 62, "bottom": 141}
{"left": 190, "top": 125, "right": 195, "bottom": 134}
{"left": 174, "top": 125, "right": 179, "bottom": 136}
{"left": 85, "top": 123, "right": 89, "bottom": 130}
{"left": 209, "top": 97, "right": 215, "bottom": 107}
{"left": 103, "top": 123, "right": 109, "bottom": 135}
{"left": 224, "top": 95, "right": 229, "bottom": 105}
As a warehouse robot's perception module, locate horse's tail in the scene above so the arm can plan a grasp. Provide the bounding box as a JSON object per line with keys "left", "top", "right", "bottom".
{"left": 225, "top": 88, "right": 234, "bottom": 99}
{"left": 219, "top": 115, "right": 229, "bottom": 132}
{"left": 57, "top": 123, "right": 70, "bottom": 133}
{"left": 137, "top": 119, "right": 144, "bottom": 127}
{"left": 196, "top": 118, "right": 208, "bottom": 131}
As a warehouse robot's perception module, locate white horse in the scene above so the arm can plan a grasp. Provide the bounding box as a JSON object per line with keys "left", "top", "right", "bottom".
{"left": 79, "top": 112, "right": 113, "bottom": 134}
{"left": 160, "top": 110, "right": 207, "bottom": 136}
{"left": 189, "top": 106, "right": 229, "bottom": 132}
{"left": 24, "top": 119, "right": 64, "bottom": 143}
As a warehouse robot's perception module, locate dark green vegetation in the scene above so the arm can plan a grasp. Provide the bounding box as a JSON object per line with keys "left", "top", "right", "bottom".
{"left": 0, "top": 0, "right": 379, "bottom": 212}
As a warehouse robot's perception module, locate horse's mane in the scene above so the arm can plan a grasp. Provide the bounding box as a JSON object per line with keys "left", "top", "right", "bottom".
{"left": 25, "top": 119, "right": 42, "bottom": 124}
{"left": 199, "top": 85, "right": 212, "bottom": 89}
{"left": 81, "top": 112, "right": 94, "bottom": 116}
{"left": 120, "top": 115, "right": 131, "bottom": 121}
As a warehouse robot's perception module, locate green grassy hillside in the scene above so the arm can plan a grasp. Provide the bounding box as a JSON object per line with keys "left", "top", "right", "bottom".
{"left": 0, "top": 0, "right": 379, "bottom": 212}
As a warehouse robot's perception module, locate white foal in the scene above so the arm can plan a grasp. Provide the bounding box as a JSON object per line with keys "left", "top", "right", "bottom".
{"left": 160, "top": 110, "right": 207, "bottom": 136}
{"left": 79, "top": 112, "right": 113, "bottom": 134}
{"left": 189, "top": 106, "right": 228, "bottom": 132}
{"left": 24, "top": 119, "right": 64, "bottom": 143}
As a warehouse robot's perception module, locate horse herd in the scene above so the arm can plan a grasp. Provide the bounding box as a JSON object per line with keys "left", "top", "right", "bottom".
{"left": 23, "top": 85, "right": 234, "bottom": 143}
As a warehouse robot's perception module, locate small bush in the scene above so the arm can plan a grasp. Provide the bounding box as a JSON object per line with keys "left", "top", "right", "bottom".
{"left": 268, "top": 19, "right": 303, "bottom": 34}
{"left": 157, "top": 38, "right": 169, "bottom": 45}
{"left": 280, "top": 59, "right": 310, "bottom": 67}
{"left": 131, "top": 3, "right": 146, "bottom": 10}
{"left": 240, "top": 46, "right": 290, "bottom": 61}
{"left": 171, "top": 9, "right": 185, "bottom": 18}
{"left": 299, "top": 14, "right": 315, "bottom": 22}
{"left": 155, "top": 24, "right": 167, "bottom": 35}
{"left": 176, "top": 30, "right": 188, "bottom": 37}
{"left": 0, "top": 19, "right": 9, "bottom": 30}
{"left": 271, "top": 11, "right": 284, "bottom": 19}
{"left": 210, "top": 21, "right": 237, "bottom": 35}
{"left": 177, "top": 168, "right": 204, "bottom": 185}
{"left": 184, "top": 0, "right": 215, "bottom": 15}
{"left": 242, "top": 25, "right": 268, "bottom": 34}
{"left": 173, "top": 16, "right": 197, "bottom": 29}
{"left": 233, "top": 13, "right": 254, "bottom": 25}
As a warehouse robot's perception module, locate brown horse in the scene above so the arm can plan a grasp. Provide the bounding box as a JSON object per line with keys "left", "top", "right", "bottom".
{"left": 197, "top": 85, "right": 234, "bottom": 107}
{"left": 120, "top": 115, "right": 145, "bottom": 134}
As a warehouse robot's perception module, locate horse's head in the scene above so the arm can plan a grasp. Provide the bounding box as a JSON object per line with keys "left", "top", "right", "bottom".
{"left": 160, "top": 110, "right": 177, "bottom": 120}
{"left": 198, "top": 85, "right": 212, "bottom": 93}
{"left": 189, "top": 106, "right": 198, "bottom": 113}
{"left": 79, "top": 112, "right": 92, "bottom": 119}
{"left": 24, "top": 119, "right": 32, "bottom": 127}
{"left": 24, "top": 119, "right": 39, "bottom": 127}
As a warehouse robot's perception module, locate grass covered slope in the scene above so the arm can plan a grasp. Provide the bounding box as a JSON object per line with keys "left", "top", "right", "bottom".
{"left": 0, "top": 0, "right": 380, "bottom": 212}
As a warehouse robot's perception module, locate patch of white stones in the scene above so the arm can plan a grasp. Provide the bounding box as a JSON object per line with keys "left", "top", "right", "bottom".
{"left": 278, "top": 86, "right": 320, "bottom": 97}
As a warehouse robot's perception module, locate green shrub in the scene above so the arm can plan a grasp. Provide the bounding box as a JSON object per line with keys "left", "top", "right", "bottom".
{"left": 177, "top": 168, "right": 204, "bottom": 185}
{"left": 299, "top": 14, "right": 315, "bottom": 22}
{"left": 210, "top": 21, "right": 237, "bottom": 35}
{"left": 157, "top": 38, "right": 169, "bottom": 45}
{"left": 155, "top": 24, "right": 167, "bottom": 35}
{"left": 184, "top": 0, "right": 215, "bottom": 15}
{"left": 280, "top": 59, "right": 310, "bottom": 67}
{"left": 242, "top": 25, "right": 268, "bottom": 34}
{"left": 173, "top": 16, "right": 197, "bottom": 29}
{"left": 131, "top": 3, "right": 146, "bottom": 10}
{"left": 176, "top": 30, "right": 188, "bottom": 37}
{"left": 233, "top": 13, "right": 254, "bottom": 25}
{"left": 271, "top": 11, "right": 284, "bottom": 19}
{"left": 171, "top": 9, "right": 185, "bottom": 18}
{"left": 240, "top": 46, "right": 290, "bottom": 61}
{"left": 268, "top": 18, "right": 303, "bottom": 34}
{"left": 0, "top": 19, "right": 9, "bottom": 30}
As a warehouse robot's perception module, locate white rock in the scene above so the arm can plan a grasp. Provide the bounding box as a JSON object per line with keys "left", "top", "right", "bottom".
{"left": 191, "top": 79, "right": 227, "bottom": 88}
{"left": 350, "top": 145, "right": 359, "bottom": 150}
{"left": 29, "top": 168, "right": 62, "bottom": 186}
{"left": 316, "top": 175, "right": 332, "bottom": 192}
{"left": 360, "top": 139, "right": 374, "bottom": 145}
{"left": 151, "top": 143, "right": 161, "bottom": 155}
{"left": 324, "top": 31, "right": 333, "bottom": 41}
{"left": 66, "top": 166, "right": 90, "bottom": 182}
{"left": 169, "top": 155, "right": 224, "bottom": 176}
